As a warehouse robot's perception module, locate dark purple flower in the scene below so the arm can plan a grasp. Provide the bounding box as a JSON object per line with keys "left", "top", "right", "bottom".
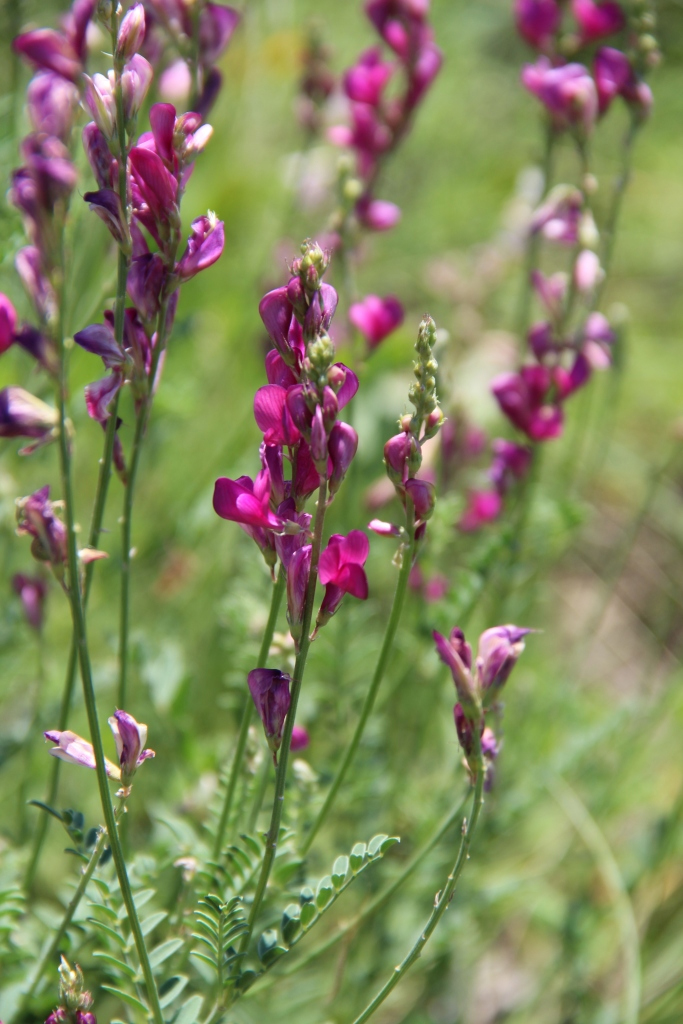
{"left": 274, "top": 499, "right": 311, "bottom": 569}
{"left": 0, "top": 387, "right": 58, "bottom": 452}
{"left": 491, "top": 366, "right": 564, "bottom": 442}
{"left": 16, "top": 485, "right": 67, "bottom": 566}
{"left": 12, "top": 573, "right": 47, "bottom": 630}
{"left": 127, "top": 253, "right": 166, "bottom": 323}
{"left": 107, "top": 709, "right": 155, "bottom": 781}
{"left": 82, "top": 122, "right": 116, "bottom": 189}
{"left": 384, "top": 430, "right": 419, "bottom": 485}
{"left": 287, "top": 544, "right": 312, "bottom": 647}
{"left": 13, "top": 29, "right": 81, "bottom": 82}
{"left": 13, "top": 324, "right": 59, "bottom": 375}
{"left": 74, "top": 321, "right": 125, "bottom": 369}
{"left": 248, "top": 668, "right": 291, "bottom": 759}
{"left": 83, "top": 189, "right": 130, "bottom": 248}
{"left": 199, "top": 3, "right": 240, "bottom": 64}
{"left": 328, "top": 421, "right": 358, "bottom": 497}
{"left": 404, "top": 477, "right": 435, "bottom": 521}
{"left": 514, "top": 0, "right": 561, "bottom": 48}
{"left": 349, "top": 294, "right": 404, "bottom": 349}
{"left": 434, "top": 627, "right": 478, "bottom": 715}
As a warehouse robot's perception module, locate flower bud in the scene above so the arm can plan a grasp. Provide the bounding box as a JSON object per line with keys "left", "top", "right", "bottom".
{"left": 107, "top": 709, "right": 155, "bottom": 783}
{"left": 287, "top": 544, "right": 311, "bottom": 648}
{"left": 328, "top": 421, "right": 358, "bottom": 497}
{"left": 116, "top": 3, "right": 146, "bottom": 61}
{"left": 248, "top": 668, "right": 291, "bottom": 760}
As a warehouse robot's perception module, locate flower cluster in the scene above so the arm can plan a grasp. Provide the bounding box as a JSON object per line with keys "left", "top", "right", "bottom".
{"left": 330, "top": 0, "right": 442, "bottom": 233}
{"left": 143, "top": 0, "right": 240, "bottom": 117}
{"left": 214, "top": 240, "right": 371, "bottom": 747}
{"left": 370, "top": 315, "right": 443, "bottom": 546}
{"left": 457, "top": 0, "right": 657, "bottom": 531}
{"left": 434, "top": 625, "right": 530, "bottom": 782}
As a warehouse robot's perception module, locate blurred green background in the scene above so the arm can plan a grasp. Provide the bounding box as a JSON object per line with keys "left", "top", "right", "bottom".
{"left": 2, "top": 0, "right": 683, "bottom": 1021}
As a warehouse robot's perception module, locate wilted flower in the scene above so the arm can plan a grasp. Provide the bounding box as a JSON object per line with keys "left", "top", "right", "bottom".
{"left": 247, "top": 668, "right": 291, "bottom": 760}
{"left": 16, "top": 485, "right": 67, "bottom": 568}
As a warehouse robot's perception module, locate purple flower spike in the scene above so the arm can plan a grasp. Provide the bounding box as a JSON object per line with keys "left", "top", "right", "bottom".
{"left": 349, "top": 294, "right": 404, "bottom": 349}
{"left": 108, "top": 709, "right": 155, "bottom": 782}
{"left": 287, "top": 544, "right": 312, "bottom": 647}
{"left": 175, "top": 213, "right": 225, "bottom": 281}
{"left": 247, "top": 668, "right": 291, "bottom": 759}
{"left": 458, "top": 490, "right": 503, "bottom": 533}
{"left": 514, "top": 0, "right": 560, "bottom": 49}
{"left": 129, "top": 146, "right": 178, "bottom": 219}
{"left": 328, "top": 421, "right": 358, "bottom": 497}
{"left": 12, "top": 573, "right": 47, "bottom": 631}
{"left": 44, "top": 729, "right": 121, "bottom": 778}
{"left": 290, "top": 724, "right": 310, "bottom": 752}
{"left": 572, "top": 0, "right": 625, "bottom": 43}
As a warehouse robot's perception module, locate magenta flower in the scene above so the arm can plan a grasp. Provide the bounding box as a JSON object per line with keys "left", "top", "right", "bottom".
{"left": 328, "top": 421, "right": 358, "bottom": 497}
{"left": 368, "top": 518, "right": 402, "bottom": 538}
{"left": 248, "top": 668, "right": 291, "bottom": 759}
{"left": 316, "top": 531, "right": 369, "bottom": 629}
{"left": 594, "top": 47, "right": 653, "bottom": 118}
{"left": 0, "top": 294, "right": 17, "bottom": 354}
{"left": 12, "top": 573, "right": 48, "bottom": 630}
{"left": 491, "top": 366, "right": 564, "bottom": 441}
{"left": 213, "top": 472, "right": 285, "bottom": 533}
{"left": 108, "top": 709, "right": 155, "bottom": 782}
{"left": 514, "top": 0, "right": 561, "bottom": 49}
{"left": 129, "top": 145, "right": 178, "bottom": 222}
{"left": 290, "top": 724, "right": 310, "bottom": 752}
{"left": 384, "top": 430, "right": 419, "bottom": 485}
{"left": 522, "top": 58, "right": 598, "bottom": 134}
{"left": 83, "top": 189, "right": 129, "bottom": 248}
{"left": 476, "top": 625, "right": 531, "bottom": 701}
{"left": 582, "top": 311, "right": 615, "bottom": 368}
{"left": 199, "top": 3, "right": 240, "bottom": 65}
{"left": 458, "top": 490, "right": 503, "bottom": 532}
{"left": 13, "top": 0, "right": 93, "bottom": 81}
{"left": 349, "top": 294, "right": 404, "bottom": 349}
{"left": 274, "top": 499, "right": 311, "bottom": 569}
{"left": 175, "top": 213, "right": 225, "bottom": 281}
{"left": 356, "top": 197, "right": 402, "bottom": 232}
{"left": 254, "top": 385, "right": 302, "bottom": 446}
{"left": 433, "top": 627, "right": 478, "bottom": 715}
{"left": 344, "top": 47, "right": 393, "bottom": 105}
{"left": 489, "top": 439, "right": 532, "bottom": 495}
{"left": 572, "top": 0, "right": 625, "bottom": 43}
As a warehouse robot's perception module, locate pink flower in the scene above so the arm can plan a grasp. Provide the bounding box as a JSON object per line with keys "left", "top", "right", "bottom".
{"left": 213, "top": 471, "right": 285, "bottom": 532}
{"left": 458, "top": 490, "right": 502, "bottom": 532}
{"left": 0, "top": 294, "right": 17, "bottom": 354}
{"left": 522, "top": 58, "right": 598, "bottom": 134}
{"left": 349, "top": 294, "right": 404, "bottom": 348}
{"left": 594, "top": 47, "right": 653, "bottom": 118}
{"left": 344, "top": 47, "right": 393, "bottom": 106}
{"left": 44, "top": 729, "right": 121, "bottom": 778}
{"left": 572, "top": 0, "right": 625, "bottom": 43}
{"left": 291, "top": 724, "right": 310, "bottom": 751}
{"left": 254, "top": 384, "right": 301, "bottom": 446}
{"left": 175, "top": 213, "right": 225, "bottom": 281}
{"left": 356, "top": 197, "right": 402, "bottom": 231}
{"left": 491, "top": 366, "right": 565, "bottom": 441}
{"left": 531, "top": 185, "right": 583, "bottom": 244}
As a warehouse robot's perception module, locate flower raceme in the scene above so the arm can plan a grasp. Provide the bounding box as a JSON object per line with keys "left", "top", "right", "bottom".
{"left": 44, "top": 710, "right": 154, "bottom": 784}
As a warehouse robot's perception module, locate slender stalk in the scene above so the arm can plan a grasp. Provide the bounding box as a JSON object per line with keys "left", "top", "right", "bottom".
{"left": 20, "top": 815, "right": 114, "bottom": 1011}
{"left": 246, "top": 752, "right": 271, "bottom": 835}
{"left": 248, "top": 793, "right": 469, "bottom": 996}
{"left": 117, "top": 402, "right": 146, "bottom": 708}
{"left": 515, "top": 121, "right": 556, "bottom": 343}
{"left": 301, "top": 517, "right": 416, "bottom": 855}
{"left": 597, "top": 117, "right": 639, "bottom": 300}
{"left": 234, "top": 478, "right": 329, "bottom": 970}
{"left": 213, "top": 566, "right": 286, "bottom": 860}
{"left": 347, "top": 745, "right": 485, "bottom": 1024}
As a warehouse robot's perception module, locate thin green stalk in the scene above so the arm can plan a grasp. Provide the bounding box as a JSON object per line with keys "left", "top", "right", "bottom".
{"left": 515, "top": 121, "right": 556, "bottom": 343}
{"left": 248, "top": 793, "right": 469, "bottom": 996}
{"left": 213, "top": 566, "right": 286, "bottom": 860}
{"left": 55, "top": 265, "right": 163, "bottom": 1024}
{"left": 19, "top": 815, "right": 114, "bottom": 1012}
{"left": 347, "top": 746, "right": 485, "bottom": 1024}
{"left": 301, "top": 516, "right": 416, "bottom": 855}
{"left": 550, "top": 778, "right": 641, "bottom": 1024}
{"left": 234, "top": 478, "right": 329, "bottom": 972}
{"left": 117, "top": 402, "right": 146, "bottom": 708}
{"left": 597, "top": 118, "right": 639, "bottom": 301}
{"left": 246, "top": 752, "right": 271, "bottom": 835}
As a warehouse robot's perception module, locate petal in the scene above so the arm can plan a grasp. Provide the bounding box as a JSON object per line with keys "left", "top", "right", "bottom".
{"left": 336, "top": 562, "right": 368, "bottom": 599}
{"left": 335, "top": 365, "right": 359, "bottom": 409}
{"left": 339, "top": 529, "right": 369, "bottom": 566}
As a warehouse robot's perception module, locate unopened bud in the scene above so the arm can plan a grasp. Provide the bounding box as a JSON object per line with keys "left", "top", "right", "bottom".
{"left": 116, "top": 3, "right": 146, "bottom": 61}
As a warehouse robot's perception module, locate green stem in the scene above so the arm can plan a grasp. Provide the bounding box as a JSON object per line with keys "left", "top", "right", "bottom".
{"left": 213, "top": 566, "right": 286, "bottom": 860}
{"left": 248, "top": 793, "right": 469, "bottom": 996}
{"left": 55, "top": 265, "right": 163, "bottom": 1024}
{"left": 515, "top": 121, "right": 556, "bottom": 344}
{"left": 301, "top": 515, "right": 416, "bottom": 855}
{"left": 117, "top": 402, "right": 146, "bottom": 709}
{"left": 246, "top": 751, "right": 271, "bottom": 835}
{"left": 19, "top": 814, "right": 114, "bottom": 1012}
{"left": 597, "top": 118, "right": 639, "bottom": 303}
{"left": 234, "top": 478, "right": 329, "bottom": 970}
{"left": 347, "top": 746, "right": 485, "bottom": 1024}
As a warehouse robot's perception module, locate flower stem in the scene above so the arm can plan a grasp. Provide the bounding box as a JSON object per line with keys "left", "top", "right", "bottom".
{"left": 301, "top": 516, "right": 416, "bottom": 855}
{"left": 234, "top": 478, "right": 329, "bottom": 970}
{"left": 515, "top": 121, "right": 556, "bottom": 345}
{"left": 346, "top": 745, "right": 485, "bottom": 1024}
{"left": 117, "top": 401, "right": 147, "bottom": 709}
{"left": 19, "top": 813, "right": 115, "bottom": 1013}
{"left": 247, "top": 791, "right": 469, "bottom": 997}
{"left": 213, "top": 566, "right": 286, "bottom": 860}
{"left": 597, "top": 117, "right": 639, "bottom": 300}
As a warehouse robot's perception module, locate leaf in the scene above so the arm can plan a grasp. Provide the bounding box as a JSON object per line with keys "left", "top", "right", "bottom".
{"left": 281, "top": 904, "right": 301, "bottom": 945}
{"left": 132, "top": 888, "right": 156, "bottom": 912}
{"left": 27, "top": 800, "right": 63, "bottom": 822}
{"left": 92, "top": 952, "right": 137, "bottom": 978}
{"left": 101, "top": 986, "right": 149, "bottom": 1014}
{"left": 140, "top": 911, "right": 168, "bottom": 937}
{"left": 239, "top": 833, "right": 262, "bottom": 857}
{"left": 299, "top": 886, "right": 315, "bottom": 904}
{"left": 350, "top": 842, "right": 367, "bottom": 873}
{"left": 368, "top": 834, "right": 388, "bottom": 857}
{"left": 257, "top": 929, "right": 278, "bottom": 963}
{"left": 189, "top": 950, "right": 215, "bottom": 969}
{"left": 173, "top": 994, "right": 203, "bottom": 1024}
{"left": 159, "top": 975, "right": 189, "bottom": 1009}
{"left": 86, "top": 918, "right": 128, "bottom": 949}
{"left": 332, "top": 855, "right": 349, "bottom": 890}
{"left": 149, "top": 938, "right": 183, "bottom": 969}
{"left": 300, "top": 902, "right": 317, "bottom": 929}
{"left": 273, "top": 858, "right": 304, "bottom": 887}
{"left": 315, "top": 876, "right": 334, "bottom": 910}
{"left": 87, "top": 901, "right": 118, "bottom": 922}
